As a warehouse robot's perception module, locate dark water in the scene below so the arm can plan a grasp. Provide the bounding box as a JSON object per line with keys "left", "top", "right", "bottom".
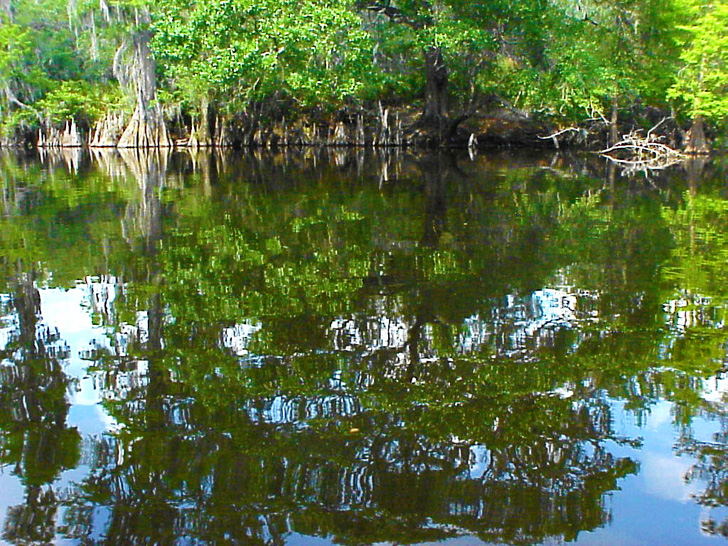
{"left": 0, "top": 147, "right": 727, "bottom": 546}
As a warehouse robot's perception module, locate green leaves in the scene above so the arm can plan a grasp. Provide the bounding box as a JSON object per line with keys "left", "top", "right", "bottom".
{"left": 668, "top": 2, "right": 728, "bottom": 123}
{"left": 0, "top": 0, "right": 724, "bottom": 139}
{"left": 152, "top": 0, "right": 377, "bottom": 108}
{"left": 35, "top": 81, "right": 123, "bottom": 125}
{"left": 0, "top": 23, "right": 33, "bottom": 78}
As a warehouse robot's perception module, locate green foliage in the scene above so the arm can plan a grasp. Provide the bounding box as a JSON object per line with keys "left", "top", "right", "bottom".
{"left": 152, "top": 0, "right": 379, "bottom": 109}
{"left": 0, "top": 0, "right": 121, "bottom": 135}
{"left": 0, "top": 0, "right": 723, "bottom": 138}
{"left": 668, "top": 2, "right": 728, "bottom": 123}
{"left": 506, "top": 0, "right": 684, "bottom": 119}
{"left": 0, "top": 19, "right": 51, "bottom": 128}
{"left": 0, "top": 22, "right": 33, "bottom": 79}
{"left": 36, "top": 81, "right": 123, "bottom": 125}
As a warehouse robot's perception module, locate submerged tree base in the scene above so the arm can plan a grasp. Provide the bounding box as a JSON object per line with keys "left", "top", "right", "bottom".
{"left": 684, "top": 117, "right": 711, "bottom": 155}
{"left": 117, "top": 105, "right": 173, "bottom": 149}
{"left": 2, "top": 102, "right": 720, "bottom": 154}
{"left": 10, "top": 104, "right": 555, "bottom": 151}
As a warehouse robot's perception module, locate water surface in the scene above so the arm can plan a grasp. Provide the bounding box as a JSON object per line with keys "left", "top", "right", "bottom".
{"left": 0, "top": 148, "right": 727, "bottom": 545}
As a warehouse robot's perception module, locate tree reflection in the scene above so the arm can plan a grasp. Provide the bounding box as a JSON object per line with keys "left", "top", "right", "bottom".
{"left": 0, "top": 267, "right": 80, "bottom": 544}
{"left": 679, "top": 405, "right": 728, "bottom": 537}
{"left": 51, "top": 150, "right": 653, "bottom": 545}
{"left": 1, "top": 149, "right": 728, "bottom": 544}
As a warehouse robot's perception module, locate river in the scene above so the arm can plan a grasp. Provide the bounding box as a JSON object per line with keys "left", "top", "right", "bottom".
{"left": 0, "top": 147, "right": 726, "bottom": 545}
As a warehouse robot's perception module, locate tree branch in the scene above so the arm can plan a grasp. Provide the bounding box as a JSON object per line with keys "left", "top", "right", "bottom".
{"left": 365, "top": 2, "right": 426, "bottom": 29}
{"left": 538, "top": 127, "right": 579, "bottom": 140}
{"left": 4, "top": 87, "right": 41, "bottom": 121}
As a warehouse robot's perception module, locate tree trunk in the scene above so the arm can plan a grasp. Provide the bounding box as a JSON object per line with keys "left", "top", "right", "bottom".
{"left": 421, "top": 46, "right": 448, "bottom": 133}
{"left": 117, "top": 9, "right": 171, "bottom": 148}
{"left": 609, "top": 95, "right": 619, "bottom": 146}
{"left": 89, "top": 112, "right": 125, "bottom": 147}
{"left": 684, "top": 117, "right": 710, "bottom": 155}
{"left": 197, "top": 96, "right": 212, "bottom": 147}
{"left": 214, "top": 115, "right": 231, "bottom": 147}
{"left": 118, "top": 101, "right": 172, "bottom": 148}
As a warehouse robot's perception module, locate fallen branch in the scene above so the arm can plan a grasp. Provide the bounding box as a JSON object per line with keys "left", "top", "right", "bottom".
{"left": 538, "top": 127, "right": 579, "bottom": 149}
{"left": 538, "top": 127, "right": 579, "bottom": 140}
{"left": 599, "top": 141, "right": 678, "bottom": 156}
{"left": 597, "top": 125, "right": 684, "bottom": 174}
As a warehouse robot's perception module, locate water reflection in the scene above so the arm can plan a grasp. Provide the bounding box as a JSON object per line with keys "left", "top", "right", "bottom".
{"left": 0, "top": 149, "right": 727, "bottom": 544}
{"left": 0, "top": 271, "right": 80, "bottom": 545}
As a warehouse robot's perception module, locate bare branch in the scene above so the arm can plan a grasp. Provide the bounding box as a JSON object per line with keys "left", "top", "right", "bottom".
{"left": 538, "top": 127, "right": 579, "bottom": 140}
{"left": 597, "top": 128, "right": 684, "bottom": 175}
{"left": 646, "top": 117, "right": 670, "bottom": 140}
{"left": 3, "top": 87, "right": 41, "bottom": 121}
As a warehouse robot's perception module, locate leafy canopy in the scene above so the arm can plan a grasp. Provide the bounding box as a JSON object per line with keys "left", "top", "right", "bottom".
{"left": 669, "top": 2, "right": 728, "bottom": 123}
{"left": 152, "top": 0, "right": 378, "bottom": 109}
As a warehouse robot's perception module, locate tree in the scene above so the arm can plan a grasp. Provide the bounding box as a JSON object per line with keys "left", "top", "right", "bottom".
{"left": 669, "top": 2, "right": 728, "bottom": 153}
{"left": 0, "top": 18, "right": 45, "bottom": 138}
{"left": 0, "top": 0, "right": 125, "bottom": 143}
{"left": 152, "top": 0, "right": 377, "bottom": 139}
{"left": 359, "top": 0, "right": 500, "bottom": 136}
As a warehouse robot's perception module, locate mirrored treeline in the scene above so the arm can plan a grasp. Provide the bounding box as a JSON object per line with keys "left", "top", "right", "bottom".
{"left": 0, "top": 148, "right": 727, "bottom": 545}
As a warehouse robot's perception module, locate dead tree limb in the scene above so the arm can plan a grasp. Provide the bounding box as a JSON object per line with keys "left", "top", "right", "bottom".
{"left": 597, "top": 125, "right": 684, "bottom": 175}
{"left": 538, "top": 127, "right": 579, "bottom": 149}
{"left": 4, "top": 87, "right": 42, "bottom": 121}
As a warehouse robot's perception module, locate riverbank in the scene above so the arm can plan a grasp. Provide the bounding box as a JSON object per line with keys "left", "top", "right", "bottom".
{"left": 0, "top": 101, "right": 711, "bottom": 154}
